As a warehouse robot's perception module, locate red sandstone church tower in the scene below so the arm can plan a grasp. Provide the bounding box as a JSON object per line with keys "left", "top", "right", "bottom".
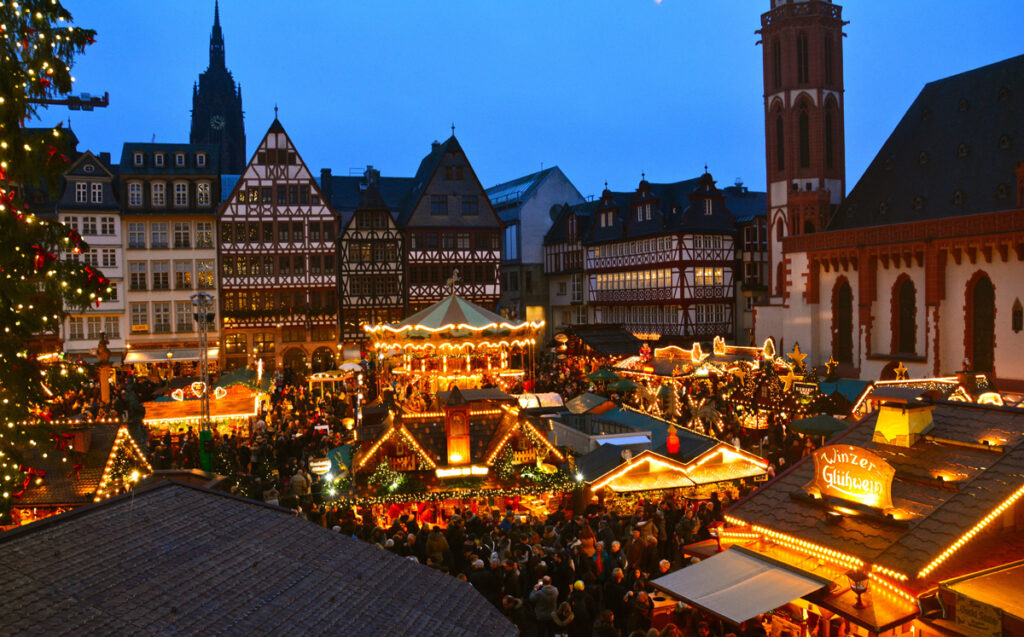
{"left": 758, "top": 0, "right": 847, "bottom": 301}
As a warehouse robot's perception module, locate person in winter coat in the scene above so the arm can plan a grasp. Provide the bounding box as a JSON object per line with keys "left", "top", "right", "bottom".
{"left": 567, "top": 580, "right": 597, "bottom": 637}
{"left": 530, "top": 576, "right": 559, "bottom": 637}
{"left": 592, "top": 609, "right": 619, "bottom": 637}
{"left": 425, "top": 526, "right": 449, "bottom": 566}
{"left": 551, "top": 601, "right": 574, "bottom": 636}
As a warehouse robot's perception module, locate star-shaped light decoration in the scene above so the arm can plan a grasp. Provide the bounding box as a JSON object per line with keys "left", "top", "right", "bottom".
{"left": 781, "top": 368, "right": 803, "bottom": 392}
{"left": 787, "top": 343, "right": 807, "bottom": 368}
{"left": 893, "top": 361, "right": 909, "bottom": 381}
{"left": 824, "top": 356, "right": 839, "bottom": 376}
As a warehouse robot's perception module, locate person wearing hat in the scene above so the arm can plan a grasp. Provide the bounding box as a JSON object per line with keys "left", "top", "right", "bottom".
{"left": 568, "top": 579, "right": 597, "bottom": 637}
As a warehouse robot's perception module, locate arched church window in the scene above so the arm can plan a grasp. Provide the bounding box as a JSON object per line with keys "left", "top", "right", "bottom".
{"left": 892, "top": 276, "right": 916, "bottom": 355}
{"left": 798, "top": 103, "right": 810, "bottom": 168}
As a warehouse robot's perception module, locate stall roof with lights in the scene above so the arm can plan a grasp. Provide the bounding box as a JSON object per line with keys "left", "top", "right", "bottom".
{"left": 726, "top": 399, "right": 1024, "bottom": 588}
{"left": 0, "top": 481, "right": 516, "bottom": 636}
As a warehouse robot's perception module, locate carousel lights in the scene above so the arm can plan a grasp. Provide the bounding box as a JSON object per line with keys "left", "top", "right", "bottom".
{"left": 917, "top": 482, "right": 1024, "bottom": 578}
{"left": 364, "top": 319, "right": 544, "bottom": 334}
{"left": 373, "top": 338, "right": 537, "bottom": 351}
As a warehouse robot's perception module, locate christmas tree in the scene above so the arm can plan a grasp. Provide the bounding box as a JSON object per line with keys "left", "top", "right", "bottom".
{"left": 0, "top": 1, "right": 101, "bottom": 521}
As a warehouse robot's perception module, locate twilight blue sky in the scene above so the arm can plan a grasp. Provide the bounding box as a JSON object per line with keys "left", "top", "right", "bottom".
{"left": 56, "top": 1, "right": 1024, "bottom": 199}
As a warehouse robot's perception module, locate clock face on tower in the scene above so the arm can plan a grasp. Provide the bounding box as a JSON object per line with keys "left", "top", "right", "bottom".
{"left": 210, "top": 114, "right": 226, "bottom": 130}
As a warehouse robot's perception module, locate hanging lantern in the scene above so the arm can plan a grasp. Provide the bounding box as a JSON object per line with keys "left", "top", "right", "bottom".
{"left": 666, "top": 424, "right": 680, "bottom": 454}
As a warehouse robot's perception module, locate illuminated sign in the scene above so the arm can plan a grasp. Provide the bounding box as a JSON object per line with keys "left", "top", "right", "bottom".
{"left": 435, "top": 465, "right": 489, "bottom": 478}
{"left": 805, "top": 444, "right": 895, "bottom": 509}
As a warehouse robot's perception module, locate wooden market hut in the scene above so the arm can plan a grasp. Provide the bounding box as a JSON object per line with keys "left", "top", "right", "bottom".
{"left": 8, "top": 422, "right": 152, "bottom": 526}
{"left": 652, "top": 396, "right": 1024, "bottom": 635}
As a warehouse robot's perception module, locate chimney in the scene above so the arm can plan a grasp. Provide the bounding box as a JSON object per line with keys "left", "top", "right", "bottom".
{"left": 98, "top": 151, "right": 111, "bottom": 165}
{"left": 363, "top": 165, "right": 380, "bottom": 186}
{"left": 872, "top": 400, "right": 935, "bottom": 447}
{"left": 319, "top": 168, "right": 332, "bottom": 201}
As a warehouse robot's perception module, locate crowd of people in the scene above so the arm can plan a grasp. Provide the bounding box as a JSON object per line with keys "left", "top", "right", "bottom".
{"left": 43, "top": 349, "right": 832, "bottom": 636}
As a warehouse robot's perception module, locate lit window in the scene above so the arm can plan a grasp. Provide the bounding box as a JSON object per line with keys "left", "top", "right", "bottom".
{"left": 151, "top": 182, "right": 166, "bottom": 207}
{"left": 197, "top": 182, "right": 211, "bottom": 206}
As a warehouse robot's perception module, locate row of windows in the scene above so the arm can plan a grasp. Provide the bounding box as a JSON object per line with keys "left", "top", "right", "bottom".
{"left": 72, "top": 248, "right": 118, "bottom": 269}
{"left": 429, "top": 195, "right": 478, "bottom": 216}
{"left": 74, "top": 182, "right": 106, "bottom": 204}
{"left": 546, "top": 249, "right": 584, "bottom": 274}
{"left": 694, "top": 304, "right": 728, "bottom": 324}
{"left": 693, "top": 267, "right": 726, "bottom": 287}
{"left": 132, "top": 151, "right": 208, "bottom": 169}
{"left": 594, "top": 268, "right": 674, "bottom": 291}
{"left": 68, "top": 316, "right": 121, "bottom": 340}
{"left": 355, "top": 211, "right": 392, "bottom": 230}
{"left": 128, "top": 260, "right": 214, "bottom": 291}
{"left": 64, "top": 215, "right": 116, "bottom": 236}
{"left": 129, "top": 300, "right": 198, "bottom": 333}
{"left": 254, "top": 149, "right": 297, "bottom": 166}
{"left": 590, "top": 236, "right": 675, "bottom": 259}
{"left": 126, "top": 181, "right": 212, "bottom": 208}
{"left": 223, "top": 290, "right": 333, "bottom": 313}
{"left": 224, "top": 327, "right": 336, "bottom": 353}
{"left": 237, "top": 184, "right": 319, "bottom": 206}
{"left": 692, "top": 235, "right": 725, "bottom": 250}
{"left": 127, "top": 221, "right": 214, "bottom": 250}
{"left": 408, "top": 230, "right": 499, "bottom": 251}
{"left": 347, "top": 241, "right": 399, "bottom": 263}
{"left": 348, "top": 275, "right": 400, "bottom": 297}
{"left": 221, "top": 254, "right": 335, "bottom": 278}
{"left": 598, "top": 305, "right": 678, "bottom": 325}
{"left": 221, "top": 220, "right": 334, "bottom": 245}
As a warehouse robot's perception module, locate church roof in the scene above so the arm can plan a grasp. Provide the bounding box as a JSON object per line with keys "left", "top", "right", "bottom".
{"left": 829, "top": 54, "right": 1024, "bottom": 230}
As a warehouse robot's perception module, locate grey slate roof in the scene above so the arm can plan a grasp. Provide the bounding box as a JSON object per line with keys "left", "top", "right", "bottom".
{"left": 728, "top": 400, "right": 1024, "bottom": 581}
{"left": 829, "top": 54, "right": 1024, "bottom": 230}
{"left": 0, "top": 481, "right": 516, "bottom": 637}
{"left": 486, "top": 167, "right": 556, "bottom": 221}
{"left": 118, "top": 142, "right": 220, "bottom": 175}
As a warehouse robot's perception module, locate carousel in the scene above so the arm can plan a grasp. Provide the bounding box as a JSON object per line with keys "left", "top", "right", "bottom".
{"left": 364, "top": 294, "right": 544, "bottom": 396}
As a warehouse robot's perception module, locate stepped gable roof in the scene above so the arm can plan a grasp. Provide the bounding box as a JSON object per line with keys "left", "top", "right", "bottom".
{"left": 728, "top": 400, "right": 1024, "bottom": 583}
{"left": 829, "top": 54, "right": 1024, "bottom": 231}
{"left": 0, "top": 481, "right": 514, "bottom": 636}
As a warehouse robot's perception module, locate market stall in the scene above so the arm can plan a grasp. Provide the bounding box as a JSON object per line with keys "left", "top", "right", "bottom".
{"left": 142, "top": 383, "right": 262, "bottom": 437}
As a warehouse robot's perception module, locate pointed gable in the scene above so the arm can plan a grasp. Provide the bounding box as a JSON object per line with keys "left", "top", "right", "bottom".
{"left": 219, "top": 118, "right": 334, "bottom": 222}
{"left": 398, "top": 135, "right": 501, "bottom": 230}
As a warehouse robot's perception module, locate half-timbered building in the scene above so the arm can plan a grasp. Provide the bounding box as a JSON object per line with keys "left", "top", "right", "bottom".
{"left": 322, "top": 166, "right": 410, "bottom": 351}
{"left": 584, "top": 173, "right": 764, "bottom": 346}
{"left": 401, "top": 136, "right": 502, "bottom": 313}
{"left": 544, "top": 201, "right": 594, "bottom": 335}
{"left": 217, "top": 119, "right": 338, "bottom": 372}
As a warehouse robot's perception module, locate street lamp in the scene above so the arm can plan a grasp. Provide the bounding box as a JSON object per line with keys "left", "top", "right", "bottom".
{"left": 846, "top": 568, "right": 870, "bottom": 609}
{"left": 191, "top": 292, "right": 215, "bottom": 472}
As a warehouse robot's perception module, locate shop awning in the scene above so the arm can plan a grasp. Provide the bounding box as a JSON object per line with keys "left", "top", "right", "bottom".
{"left": 124, "top": 347, "right": 219, "bottom": 363}
{"left": 650, "top": 546, "right": 830, "bottom": 625}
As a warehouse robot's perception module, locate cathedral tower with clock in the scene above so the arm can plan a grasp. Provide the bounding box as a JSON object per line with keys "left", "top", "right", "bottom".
{"left": 190, "top": 1, "right": 246, "bottom": 174}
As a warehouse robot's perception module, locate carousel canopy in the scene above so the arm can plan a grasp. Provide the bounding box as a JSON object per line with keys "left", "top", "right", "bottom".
{"left": 367, "top": 295, "right": 540, "bottom": 334}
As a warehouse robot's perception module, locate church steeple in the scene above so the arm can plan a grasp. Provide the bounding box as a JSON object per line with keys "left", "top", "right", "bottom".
{"left": 190, "top": 0, "right": 246, "bottom": 173}
{"left": 209, "top": 0, "right": 225, "bottom": 70}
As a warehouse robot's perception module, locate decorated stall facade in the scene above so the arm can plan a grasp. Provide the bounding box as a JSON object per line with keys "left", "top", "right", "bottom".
{"left": 342, "top": 388, "right": 574, "bottom": 520}
{"left": 142, "top": 377, "right": 264, "bottom": 438}
{"left": 7, "top": 422, "right": 152, "bottom": 526}
{"left": 655, "top": 397, "right": 1024, "bottom": 635}
{"left": 365, "top": 294, "right": 543, "bottom": 395}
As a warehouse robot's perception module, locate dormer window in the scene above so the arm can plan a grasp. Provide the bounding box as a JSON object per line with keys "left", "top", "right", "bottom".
{"left": 175, "top": 153, "right": 186, "bottom": 167}
{"left": 154, "top": 153, "right": 165, "bottom": 168}
{"left": 133, "top": 152, "right": 144, "bottom": 167}
{"left": 196, "top": 153, "right": 207, "bottom": 168}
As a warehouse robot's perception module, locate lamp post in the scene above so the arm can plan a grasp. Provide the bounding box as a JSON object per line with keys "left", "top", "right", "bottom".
{"left": 846, "top": 568, "right": 870, "bottom": 609}
{"left": 191, "top": 292, "right": 215, "bottom": 471}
